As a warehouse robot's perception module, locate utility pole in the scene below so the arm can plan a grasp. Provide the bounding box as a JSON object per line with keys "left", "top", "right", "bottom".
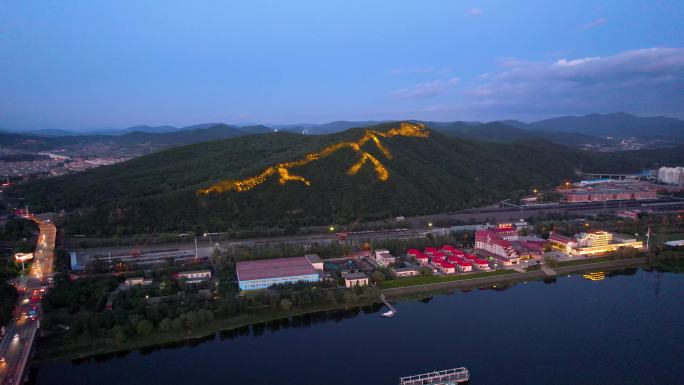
{"left": 194, "top": 236, "right": 199, "bottom": 262}
{"left": 646, "top": 225, "right": 651, "bottom": 250}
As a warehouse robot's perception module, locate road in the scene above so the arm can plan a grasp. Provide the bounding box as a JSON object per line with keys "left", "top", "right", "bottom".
{"left": 0, "top": 219, "right": 55, "bottom": 385}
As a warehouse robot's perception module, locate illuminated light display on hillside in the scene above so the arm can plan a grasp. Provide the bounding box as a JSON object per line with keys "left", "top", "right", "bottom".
{"left": 197, "top": 122, "right": 429, "bottom": 194}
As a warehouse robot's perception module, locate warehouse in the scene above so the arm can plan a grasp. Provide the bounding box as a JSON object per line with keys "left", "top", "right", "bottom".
{"left": 237, "top": 256, "right": 320, "bottom": 291}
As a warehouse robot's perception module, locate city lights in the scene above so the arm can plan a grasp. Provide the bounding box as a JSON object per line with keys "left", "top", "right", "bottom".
{"left": 197, "top": 122, "right": 429, "bottom": 194}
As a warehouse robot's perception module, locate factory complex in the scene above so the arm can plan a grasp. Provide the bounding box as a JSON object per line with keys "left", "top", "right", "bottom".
{"left": 236, "top": 256, "right": 321, "bottom": 291}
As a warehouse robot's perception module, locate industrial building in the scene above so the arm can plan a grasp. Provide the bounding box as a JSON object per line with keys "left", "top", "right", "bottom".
{"left": 305, "top": 254, "right": 324, "bottom": 271}
{"left": 558, "top": 180, "right": 658, "bottom": 203}
{"left": 69, "top": 248, "right": 205, "bottom": 271}
{"left": 236, "top": 256, "right": 320, "bottom": 291}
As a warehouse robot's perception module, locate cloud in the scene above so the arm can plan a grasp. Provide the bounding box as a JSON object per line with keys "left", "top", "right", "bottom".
{"left": 578, "top": 17, "right": 607, "bottom": 30}
{"left": 462, "top": 47, "right": 684, "bottom": 119}
{"left": 392, "top": 77, "right": 460, "bottom": 99}
{"left": 467, "top": 8, "right": 484, "bottom": 17}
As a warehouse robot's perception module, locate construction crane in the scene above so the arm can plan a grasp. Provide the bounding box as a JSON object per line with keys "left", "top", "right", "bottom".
{"left": 129, "top": 229, "right": 154, "bottom": 258}
{"left": 336, "top": 218, "right": 361, "bottom": 241}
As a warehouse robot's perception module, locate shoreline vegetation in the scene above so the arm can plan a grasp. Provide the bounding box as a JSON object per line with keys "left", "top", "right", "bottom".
{"left": 33, "top": 255, "right": 666, "bottom": 365}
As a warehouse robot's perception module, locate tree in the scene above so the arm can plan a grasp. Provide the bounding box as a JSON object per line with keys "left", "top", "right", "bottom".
{"left": 114, "top": 331, "right": 127, "bottom": 344}
{"left": 371, "top": 270, "right": 385, "bottom": 284}
{"left": 171, "top": 317, "right": 185, "bottom": 331}
{"left": 419, "top": 267, "right": 433, "bottom": 276}
{"left": 279, "top": 298, "right": 292, "bottom": 311}
{"left": 159, "top": 318, "right": 172, "bottom": 332}
{"left": 136, "top": 319, "right": 154, "bottom": 335}
{"left": 184, "top": 311, "right": 199, "bottom": 327}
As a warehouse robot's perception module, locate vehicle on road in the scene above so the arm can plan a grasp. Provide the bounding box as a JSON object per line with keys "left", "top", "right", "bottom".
{"left": 13, "top": 333, "right": 19, "bottom": 340}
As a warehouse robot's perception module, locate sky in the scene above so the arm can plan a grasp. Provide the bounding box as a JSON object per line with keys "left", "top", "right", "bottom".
{"left": 1, "top": 0, "right": 684, "bottom": 131}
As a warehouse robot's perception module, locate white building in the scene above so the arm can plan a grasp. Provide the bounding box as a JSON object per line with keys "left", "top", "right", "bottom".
{"left": 125, "top": 277, "right": 152, "bottom": 287}
{"left": 374, "top": 249, "right": 396, "bottom": 267}
{"left": 658, "top": 167, "right": 684, "bottom": 186}
{"left": 175, "top": 270, "right": 212, "bottom": 283}
{"left": 345, "top": 272, "right": 369, "bottom": 287}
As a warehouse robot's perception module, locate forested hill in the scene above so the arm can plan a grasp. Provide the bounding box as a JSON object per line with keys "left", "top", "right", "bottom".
{"left": 9, "top": 123, "right": 684, "bottom": 236}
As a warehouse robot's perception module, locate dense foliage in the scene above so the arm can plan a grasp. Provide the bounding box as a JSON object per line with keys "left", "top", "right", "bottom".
{"left": 10, "top": 123, "right": 684, "bottom": 236}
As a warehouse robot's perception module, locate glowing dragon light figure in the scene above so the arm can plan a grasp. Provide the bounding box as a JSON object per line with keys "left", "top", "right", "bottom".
{"left": 197, "top": 122, "right": 429, "bottom": 194}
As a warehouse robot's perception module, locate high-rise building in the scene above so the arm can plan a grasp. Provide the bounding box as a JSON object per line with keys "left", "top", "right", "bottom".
{"left": 658, "top": 167, "right": 684, "bottom": 186}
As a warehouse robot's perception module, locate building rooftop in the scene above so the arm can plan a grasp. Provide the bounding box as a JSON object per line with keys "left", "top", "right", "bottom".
{"left": 305, "top": 254, "right": 322, "bottom": 264}
{"left": 237, "top": 257, "right": 317, "bottom": 281}
{"left": 345, "top": 272, "right": 368, "bottom": 280}
{"left": 393, "top": 266, "right": 419, "bottom": 272}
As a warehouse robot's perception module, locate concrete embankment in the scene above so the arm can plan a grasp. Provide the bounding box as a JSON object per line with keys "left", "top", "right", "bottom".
{"left": 382, "top": 257, "right": 647, "bottom": 298}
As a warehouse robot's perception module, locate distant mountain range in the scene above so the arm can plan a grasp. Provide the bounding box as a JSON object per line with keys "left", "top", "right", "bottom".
{"left": 0, "top": 124, "right": 273, "bottom": 152}
{"left": 1, "top": 113, "right": 682, "bottom": 153}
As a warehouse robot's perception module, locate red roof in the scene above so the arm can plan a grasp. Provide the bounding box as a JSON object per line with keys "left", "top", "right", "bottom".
{"left": 438, "top": 261, "right": 455, "bottom": 269}
{"left": 407, "top": 249, "right": 422, "bottom": 255}
{"left": 424, "top": 247, "right": 439, "bottom": 253}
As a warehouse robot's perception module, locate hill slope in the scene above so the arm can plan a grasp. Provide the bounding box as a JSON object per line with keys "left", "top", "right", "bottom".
{"left": 10, "top": 122, "right": 684, "bottom": 236}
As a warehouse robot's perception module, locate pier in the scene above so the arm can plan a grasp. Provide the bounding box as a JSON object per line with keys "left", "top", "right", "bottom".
{"left": 380, "top": 294, "right": 398, "bottom": 314}
{"left": 400, "top": 367, "right": 470, "bottom": 385}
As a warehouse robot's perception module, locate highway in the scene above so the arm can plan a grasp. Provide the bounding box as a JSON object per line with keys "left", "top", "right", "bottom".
{"left": 0, "top": 219, "right": 55, "bottom": 385}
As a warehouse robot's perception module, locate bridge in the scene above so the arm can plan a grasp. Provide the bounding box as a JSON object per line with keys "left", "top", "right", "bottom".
{"left": 0, "top": 218, "right": 55, "bottom": 385}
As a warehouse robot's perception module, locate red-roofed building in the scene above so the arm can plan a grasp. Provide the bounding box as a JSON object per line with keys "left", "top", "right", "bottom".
{"left": 461, "top": 253, "right": 490, "bottom": 270}
{"left": 447, "top": 257, "right": 473, "bottom": 272}
{"left": 407, "top": 249, "right": 429, "bottom": 265}
{"left": 441, "top": 245, "right": 465, "bottom": 256}
{"left": 549, "top": 232, "right": 577, "bottom": 251}
{"left": 424, "top": 247, "right": 439, "bottom": 255}
{"left": 436, "top": 260, "right": 456, "bottom": 274}
{"left": 475, "top": 230, "right": 520, "bottom": 266}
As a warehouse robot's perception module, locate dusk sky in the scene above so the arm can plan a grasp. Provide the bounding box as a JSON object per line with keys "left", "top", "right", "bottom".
{"left": 2, "top": 0, "right": 684, "bottom": 131}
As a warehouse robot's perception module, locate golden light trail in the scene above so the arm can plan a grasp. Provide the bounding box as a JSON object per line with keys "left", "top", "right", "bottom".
{"left": 197, "top": 122, "right": 429, "bottom": 194}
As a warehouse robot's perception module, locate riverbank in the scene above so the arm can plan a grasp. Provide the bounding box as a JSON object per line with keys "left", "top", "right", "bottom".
{"left": 33, "top": 297, "right": 379, "bottom": 365}
{"left": 34, "top": 256, "right": 647, "bottom": 365}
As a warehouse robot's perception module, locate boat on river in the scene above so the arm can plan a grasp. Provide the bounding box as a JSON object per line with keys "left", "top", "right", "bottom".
{"left": 380, "top": 310, "right": 396, "bottom": 318}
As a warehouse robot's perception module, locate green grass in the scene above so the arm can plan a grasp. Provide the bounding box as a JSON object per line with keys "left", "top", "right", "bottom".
{"left": 379, "top": 269, "right": 516, "bottom": 289}
{"left": 555, "top": 256, "right": 616, "bottom": 267}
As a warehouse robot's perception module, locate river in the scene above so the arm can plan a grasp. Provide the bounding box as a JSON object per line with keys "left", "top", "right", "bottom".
{"left": 31, "top": 269, "right": 684, "bottom": 385}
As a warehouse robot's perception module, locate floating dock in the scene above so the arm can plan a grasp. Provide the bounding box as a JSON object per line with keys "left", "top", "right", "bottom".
{"left": 380, "top": 294, "right": 398, "bottom": 316}
{"left": 399, "top": 367, "right": 470, "bottom": 385}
